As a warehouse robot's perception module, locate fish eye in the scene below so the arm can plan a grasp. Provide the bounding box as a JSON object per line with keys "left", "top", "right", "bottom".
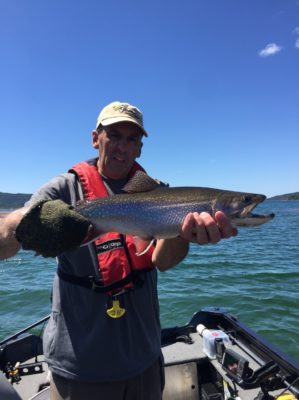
{"left": 243, "top": 195, "right": 252, "bottom": 203}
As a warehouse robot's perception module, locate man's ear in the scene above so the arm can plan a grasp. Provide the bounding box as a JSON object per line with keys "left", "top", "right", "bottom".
{"left": 137, "top": 142, "right": 143, "bottom": 158}
{"left": 92, "top": 130, "right": 100, "bottom": 149}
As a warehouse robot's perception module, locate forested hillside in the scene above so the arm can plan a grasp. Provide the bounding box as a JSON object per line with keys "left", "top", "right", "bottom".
{"left": 0, "top": 192, "right": 32, "bottom": 209}
{"left": 269, "top": 192, "right": 299, "bottom": 200}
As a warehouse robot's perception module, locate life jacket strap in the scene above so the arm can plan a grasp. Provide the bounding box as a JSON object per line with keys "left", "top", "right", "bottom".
{"left": 57, "top": 268, "right": 145, "bottom": 294}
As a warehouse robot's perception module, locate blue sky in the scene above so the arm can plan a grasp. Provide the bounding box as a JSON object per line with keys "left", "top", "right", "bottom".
{"left": 1, "top": 0, "right": 298, "bottom": 198}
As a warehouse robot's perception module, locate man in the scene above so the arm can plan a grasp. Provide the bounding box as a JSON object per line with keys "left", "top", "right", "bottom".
{"left": 0, "top": 101, "right": 237, "bottom": 399}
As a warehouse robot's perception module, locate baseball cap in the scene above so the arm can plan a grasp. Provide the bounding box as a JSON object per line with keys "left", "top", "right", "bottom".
{"left": 96, "top": 101, "right": 148, "bottom": 137}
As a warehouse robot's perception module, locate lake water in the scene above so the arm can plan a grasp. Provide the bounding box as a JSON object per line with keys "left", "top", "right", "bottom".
{"left": 0, "top": 200, "right": 299, "bottom": 362}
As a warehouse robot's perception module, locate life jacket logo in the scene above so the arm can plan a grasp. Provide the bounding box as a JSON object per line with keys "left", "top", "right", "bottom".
{"left": 95, "top": 239, "right": 123, "bottom": 254}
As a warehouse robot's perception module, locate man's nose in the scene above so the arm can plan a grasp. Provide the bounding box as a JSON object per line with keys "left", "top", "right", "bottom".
{"left": 116, "top": 139, "right": 129, "bottom": 152}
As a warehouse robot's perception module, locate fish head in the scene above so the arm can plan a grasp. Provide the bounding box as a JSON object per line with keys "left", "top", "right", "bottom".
{"left": 216, "top": 191, "right": 275, "bottom": 227}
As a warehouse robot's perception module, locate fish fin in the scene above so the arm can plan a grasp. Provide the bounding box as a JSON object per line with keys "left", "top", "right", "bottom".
{"left": 133, "top": 236, "right": 155, "bottom": 256}
{"left": 80, "top": 225, "right": 101, "bottom": 246}
{"left": 123, "top": 171, "right": 168, "bottom": 193}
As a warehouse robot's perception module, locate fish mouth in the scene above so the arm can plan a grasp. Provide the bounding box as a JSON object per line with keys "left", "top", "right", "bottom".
{"left": 239, "top": 201, "right": 261, "bottom": 218}
{"left": 234, "top": 200, "right": 275, "bottom": 227}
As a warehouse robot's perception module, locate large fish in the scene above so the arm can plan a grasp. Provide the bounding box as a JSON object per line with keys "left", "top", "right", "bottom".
{"left": 77, "top": 172, "right": 275, "bottom": 244}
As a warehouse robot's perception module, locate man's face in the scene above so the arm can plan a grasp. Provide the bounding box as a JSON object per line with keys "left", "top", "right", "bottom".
{"left": 92, "top": 122, "right": 143, "bottom": 180}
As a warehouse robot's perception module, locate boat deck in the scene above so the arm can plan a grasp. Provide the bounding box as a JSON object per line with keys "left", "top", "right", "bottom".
{"left": 2, "top": 309, "right": 298, "bottom": 399}
{"left": 6, "top": 331, "right": 282, "bottom": 400}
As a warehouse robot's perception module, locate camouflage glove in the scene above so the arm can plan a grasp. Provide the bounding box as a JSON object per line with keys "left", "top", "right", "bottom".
{"left": 15, "top": 199, "right": 91, "bottom": 257}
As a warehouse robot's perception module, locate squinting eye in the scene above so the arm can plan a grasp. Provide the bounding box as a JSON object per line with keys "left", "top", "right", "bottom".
{"left": 108, "top": 132, "right": 120, "bottom": 140}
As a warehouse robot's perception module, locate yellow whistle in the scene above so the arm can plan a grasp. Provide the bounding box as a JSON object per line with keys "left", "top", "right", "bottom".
{"left": 106, "top": 299, "right": 126, "bottom": 318}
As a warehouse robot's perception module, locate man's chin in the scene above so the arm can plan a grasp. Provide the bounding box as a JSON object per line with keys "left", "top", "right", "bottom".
{"left": 104, "top": 168, "right": 129, "bottom": 180}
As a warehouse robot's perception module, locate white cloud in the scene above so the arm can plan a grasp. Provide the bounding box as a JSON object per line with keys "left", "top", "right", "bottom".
{"left": 259, "top": 43, "right": 283, "bottom": 57}
{"left": 293, "top": 27, "right": 299, "bottom": 34}
{"left": 295, "top": 38, "right": 299, "bottom": 49}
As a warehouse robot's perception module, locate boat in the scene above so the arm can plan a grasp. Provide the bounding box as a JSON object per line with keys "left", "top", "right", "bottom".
{"left": 1, "top": 307, "right": 298, "bottom": 399}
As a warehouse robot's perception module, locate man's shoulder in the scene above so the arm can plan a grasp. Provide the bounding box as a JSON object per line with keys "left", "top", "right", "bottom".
{"left": 53, "top": 172, "right": 78, "bottom": 185}
{"left": 26, "top": 172, "right": 80, "bottom": 206}
{"left": 37, "top": 172, "right": 79, "bottom": 193}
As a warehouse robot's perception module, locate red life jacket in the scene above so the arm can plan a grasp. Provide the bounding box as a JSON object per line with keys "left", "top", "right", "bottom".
{"left": 69, "top": 159, "right": 155, "bottom": 295}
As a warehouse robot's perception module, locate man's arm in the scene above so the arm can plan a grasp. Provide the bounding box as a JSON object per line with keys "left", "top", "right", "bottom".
{"left": 152, "top": 211, "right": 237, "bottom": 271}
{"left": 1, "top": 198, "right": 91, "bottom": 259}
{"left": 0, "top": 208, "right": 28, "bottom": 260}
{"left": 152, "top": 236, "right": 189, "bottom": 272}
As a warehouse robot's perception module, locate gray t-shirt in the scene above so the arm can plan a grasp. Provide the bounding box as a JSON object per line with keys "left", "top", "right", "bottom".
{"left": 26, "top": 172, "right": 161, "bottom": 382}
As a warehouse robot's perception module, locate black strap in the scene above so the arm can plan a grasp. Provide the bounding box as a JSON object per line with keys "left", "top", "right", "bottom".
{"left": 57, "top": 269, "right": 145, "bottom": 293}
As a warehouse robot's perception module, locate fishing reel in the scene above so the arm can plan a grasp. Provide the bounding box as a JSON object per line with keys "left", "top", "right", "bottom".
{"left": 3, "top": 360, "right": 44, "bottom": 384}
{"left": 4, "top": 362, "right": 21, "bottom": 384}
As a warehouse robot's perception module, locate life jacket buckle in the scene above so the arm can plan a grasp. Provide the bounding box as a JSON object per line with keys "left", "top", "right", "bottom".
{"left": 89, "top": 277, "right": 104, "bottom": 292}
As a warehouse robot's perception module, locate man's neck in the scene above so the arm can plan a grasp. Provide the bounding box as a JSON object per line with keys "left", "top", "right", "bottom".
{"left": 101, "top": 175, "right": 128, "bottom": 195}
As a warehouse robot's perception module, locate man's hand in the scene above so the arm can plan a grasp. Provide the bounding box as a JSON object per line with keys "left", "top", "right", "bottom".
{"left": 15, "top": 199, "right": 91, "bottom": 257}
{"left": 180, "top": 211, "right": 237, "bottom": 244}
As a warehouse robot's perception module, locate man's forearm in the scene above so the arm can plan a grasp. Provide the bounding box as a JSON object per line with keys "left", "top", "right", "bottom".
{"left": 152, "top": 237, "right": 190, "bottom": 272}
{"left": 0, "top": 208, "right": 26, "bottom": 260}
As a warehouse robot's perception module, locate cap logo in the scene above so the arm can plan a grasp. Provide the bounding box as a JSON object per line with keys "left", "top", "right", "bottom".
{"left": 112, "top": 104, "right": 142, "bottom": 123}
{"left": 113, "top": 104, "right": 126, "bottom": 113}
